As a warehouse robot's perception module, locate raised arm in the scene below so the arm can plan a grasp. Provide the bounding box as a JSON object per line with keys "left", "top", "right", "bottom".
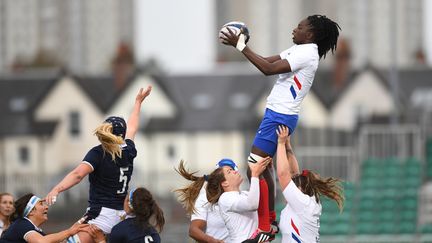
{"left": 220, "top": 28, "right": 291, "bottom": 76}
{"left": 229, "top": 157, "right": 271, "bottom": 212}
{"left": 45, "top": 163, "right": 93, "bottom": 205}
{"left": 125, "top": 86, "right": 152, "bottom": 141}
{"left": 276, "top": 125, "right": 294, "bottom": 190}
{"left": 285, "top": 133, "right": 300, "bottom": 176}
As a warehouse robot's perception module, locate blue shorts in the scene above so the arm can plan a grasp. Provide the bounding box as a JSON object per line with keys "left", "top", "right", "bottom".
{"left": 252, "top": 108, "right": 298, "bottom": 156}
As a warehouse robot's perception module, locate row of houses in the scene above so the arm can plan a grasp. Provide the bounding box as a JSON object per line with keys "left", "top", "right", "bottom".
{"left": 0, "top": 64, "right": 430, "bottom": 198}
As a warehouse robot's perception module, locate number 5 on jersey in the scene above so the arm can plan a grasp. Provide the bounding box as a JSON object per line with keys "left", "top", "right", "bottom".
{"left": 117, "top": 167, "right": 129, "bottom": 194}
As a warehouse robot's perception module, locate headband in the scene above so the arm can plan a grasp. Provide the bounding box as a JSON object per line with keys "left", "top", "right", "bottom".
{"left": 128, "top": 188, "right": 137, "bottom": 209}
{"left": 302, "top": 169, "right": 309, "bottom": 176}
{"left": 23, "top": 196, "right": 41, "bottom": 217}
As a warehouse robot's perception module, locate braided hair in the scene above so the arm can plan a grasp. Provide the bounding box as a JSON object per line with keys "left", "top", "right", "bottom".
{"left": 307, "top": 15, "right": 341, "bottom": 59}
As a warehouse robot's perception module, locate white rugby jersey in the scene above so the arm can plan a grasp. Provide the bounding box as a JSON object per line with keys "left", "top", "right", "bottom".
{"left": 218, "top": 177, "right": 260, "bottom": 243}
{"left": 266, "top": 43, "right": 319, "bottom": 115}
{"left": 191, "top": 184, "right": 229, "bottom": 241}
{"left": 280, "top": 181, "right": 321, "bottom": 243}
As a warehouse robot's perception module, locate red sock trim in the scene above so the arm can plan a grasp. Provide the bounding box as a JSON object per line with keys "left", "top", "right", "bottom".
{"left": 258, "top": 178, "right": 271, "bottom": 231}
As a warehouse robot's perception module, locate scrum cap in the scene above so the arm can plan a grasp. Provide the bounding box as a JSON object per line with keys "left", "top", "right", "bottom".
{"left": 105, "top": 116, "right": 127, "bottom": 138}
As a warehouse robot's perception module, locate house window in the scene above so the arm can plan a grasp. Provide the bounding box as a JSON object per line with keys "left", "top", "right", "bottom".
{"left": 69, "top": 111, "right": 81, "bottom": 137}
{"left": 19, "top": 146, "right": 29, "bottom": 165}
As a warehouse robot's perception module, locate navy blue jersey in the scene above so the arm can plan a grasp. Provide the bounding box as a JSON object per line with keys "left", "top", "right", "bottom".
{"left": 0, "top": 218, "right": 45, "bottom": 242}
{"left": 83, "top": 139, "right": 137, "bottom": 209}
{"left": 109, "top": 218, "right": 160, "bottom": 243}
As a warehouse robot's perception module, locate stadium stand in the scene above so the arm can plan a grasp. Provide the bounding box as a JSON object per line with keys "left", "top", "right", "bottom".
{"left": 313, "top": 157, "right": 420, "bottom": 236}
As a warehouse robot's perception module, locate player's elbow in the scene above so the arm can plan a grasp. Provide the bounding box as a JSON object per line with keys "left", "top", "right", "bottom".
{"left": 277, "top": 170, "right": 290, "bottom": 182}
{"left": 71, "top": 170, "right": 85, "bottom": 181}
{"left": 261, "top": 67, "right": 279, "bottom": 76}
{"left": 188, "top": 226, "right": 201, "bottom": 241}
{"left": 260, "top": 68, "right": 274, "bottom": 76}
{"left": 290, "top": 169, "right": 300, "bottom": 176}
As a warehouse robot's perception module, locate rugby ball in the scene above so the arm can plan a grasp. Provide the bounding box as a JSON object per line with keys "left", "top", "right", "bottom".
{"left": 219, "top": 21, "right": 250, "bottom": 43}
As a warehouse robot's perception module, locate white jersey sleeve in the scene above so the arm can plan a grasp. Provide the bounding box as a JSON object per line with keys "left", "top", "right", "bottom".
{"left": 285, "top": 45, "right": 316, "bottom": 72}
{"left": 282, "top": 180, "right": 313, "bottom": 212}
{"left": 279, "top": 44, "right": 315, "bottom": 72}
{"left": 221, "top": 177, "right": 260, "bottom": 212}
{"left": 279, "top": 48, "right": 291, "bottom": 59}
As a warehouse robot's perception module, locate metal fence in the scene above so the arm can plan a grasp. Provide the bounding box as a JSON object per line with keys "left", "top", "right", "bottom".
{"left": 358, "top": 124, "right": 423, "bottom": 162}
{"left": 296, "top": 146, "right": 358, "bottom": 181}
{"left": 292, "top": 124, "right": 424, "bottom": 183}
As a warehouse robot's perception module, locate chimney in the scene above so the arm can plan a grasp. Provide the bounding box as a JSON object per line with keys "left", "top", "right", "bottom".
{"left": 332, "top": 38, "right": 351, "bottom": 90}
{"left": 112, "top": 42, "right": 134, "bottom": 91}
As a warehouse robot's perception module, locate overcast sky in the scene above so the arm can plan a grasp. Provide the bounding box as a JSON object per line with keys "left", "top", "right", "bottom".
{"left": 135, "top": 0, "right": 217, "bottom": 73}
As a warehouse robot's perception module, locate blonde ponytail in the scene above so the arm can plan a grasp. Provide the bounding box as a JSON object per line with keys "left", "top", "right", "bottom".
{"left": 94, "top": 123, "right": 124, "bottom": 161}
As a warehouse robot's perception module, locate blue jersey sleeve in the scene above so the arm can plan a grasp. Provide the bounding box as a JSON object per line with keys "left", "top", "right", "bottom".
{"left": 82, "top": 146, "right": 103, "bottom": 170}
{"left": 125, "top": 139, "right": 137, "bottom": 159}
